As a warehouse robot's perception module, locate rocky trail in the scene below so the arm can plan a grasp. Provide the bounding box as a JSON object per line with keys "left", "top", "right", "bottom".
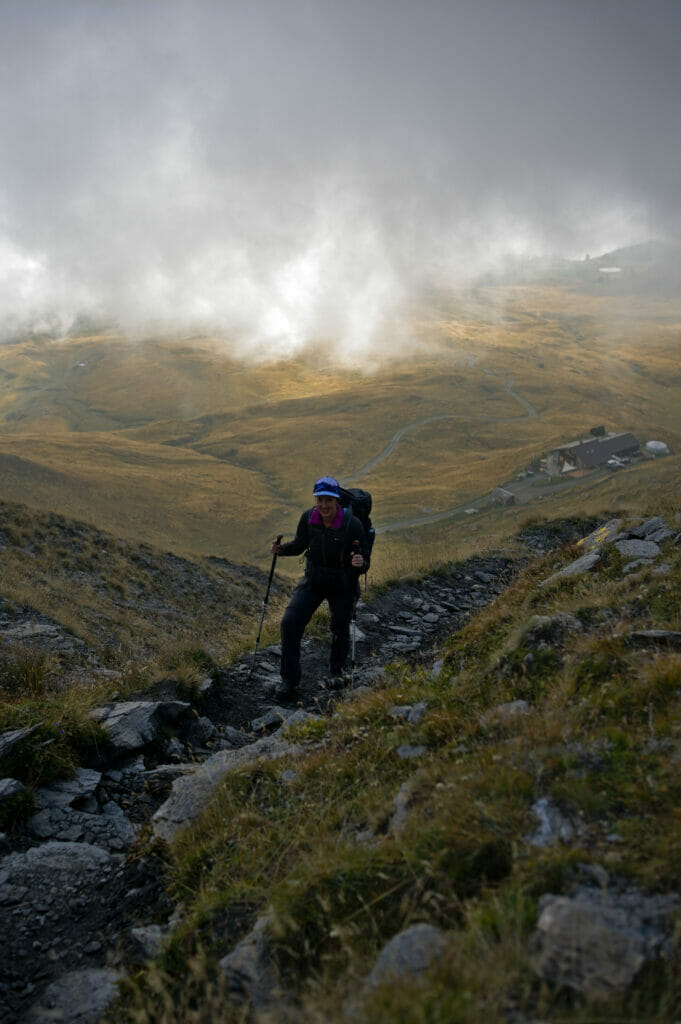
{"left": 4, "top": 513, "right": 673, "bottom": 1023}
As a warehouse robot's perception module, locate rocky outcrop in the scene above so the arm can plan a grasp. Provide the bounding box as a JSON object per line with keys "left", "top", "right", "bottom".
{"left": 542, "top": 514, "right": 678, "bottom": 587}
{"left": 0, "top": 724, "right": 41, "bottom": 759}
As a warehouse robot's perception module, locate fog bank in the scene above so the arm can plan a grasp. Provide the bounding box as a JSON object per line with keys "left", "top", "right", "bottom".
{"left": 1, "top": 1, "right": 679, "bottom": 358}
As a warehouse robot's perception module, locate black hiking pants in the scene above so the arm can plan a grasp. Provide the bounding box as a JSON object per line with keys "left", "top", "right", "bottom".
{"left": 280, "top": 574, "right": 357, "bottom": 688}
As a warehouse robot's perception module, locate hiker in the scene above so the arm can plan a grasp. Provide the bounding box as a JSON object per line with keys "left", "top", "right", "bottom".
{"left": 270, "top": 476, "right": 370, "bottom": 701}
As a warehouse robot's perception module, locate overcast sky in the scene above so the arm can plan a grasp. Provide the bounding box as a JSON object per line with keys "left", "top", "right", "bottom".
{"left": 1, "top": 0, "right": 680, "bottom": 357}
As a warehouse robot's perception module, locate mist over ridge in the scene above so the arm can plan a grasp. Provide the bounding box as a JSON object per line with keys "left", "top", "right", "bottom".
{"left": 1, "top": 1, "right": 680, "bottom": 360}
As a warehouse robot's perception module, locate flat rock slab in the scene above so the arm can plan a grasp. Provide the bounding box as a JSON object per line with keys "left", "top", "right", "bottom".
{"left": 575, "top": 519, "right": 623, "bottom": 553}
{"left": 626, "top": 630, "right": 681, "bottom": 649}
{"left": 152, "top": 731, "right": 301, "bottom": 841}
{"left": 540, "top": 548, "right": 601, "bottom": 587}
{"left": 0, "top": 724, "right": 41, "bottom": 760}
{"left": 91, "top": 700, "right": 191, "bottom": 752}
{"left": 28, "top": 804, "right": 137, "bottom": 851}
{"left": 2, "top": 622, "right": 61, "bottom": 640}
{"left": 1, "top": 840, "right": 112, "bottom": 880}
{"left": 615, "top": 539, "right": 661, "bottom": 560}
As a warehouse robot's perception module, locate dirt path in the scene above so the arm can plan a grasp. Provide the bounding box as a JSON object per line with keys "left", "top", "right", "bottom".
{"left": 341, "top": 365, "right": 537, "bottom": 486}
{"left": 339, "top": 362, "right": 619, "bottom": 536}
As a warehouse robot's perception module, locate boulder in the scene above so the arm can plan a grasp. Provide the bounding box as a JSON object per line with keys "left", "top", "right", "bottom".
{"left": 523, "top": 613, "right": 583, "bottom": 646}
{"left": 647, "top": 528, "right": 674, "bottom": 544}
{"left": 361, "top": 923, "right": 448, "bottom": 994}
{"left": 252, "top": 707, "right": 295, "bottom": 732}
{"left": 527, "top": 797, "right": 577, "bottom": 847}
{"left": 481, "top": 700, "right": 531, "bottom": 728}
{"left": 0, "top": 778, "right": 25, "bottom": 802}
{"left": 533, "top": 885, "right": 680, "bottom": 1002}
{"left": 388, "top": 773, "right": 425, "bottom": 838}
{"left": 36, "top": 767, "right": 101, "bottom": 810}
{"left": 628, "top": 515, "right": 667, "bottom": 537}
{"left": 129, "top": 924, "right": 166, "bottom": 961}
{"left": 395, "top": 745, "right": 427, "bottom": 760}
{"left": 575, "top": 519, "right": 622, "bottom": 553}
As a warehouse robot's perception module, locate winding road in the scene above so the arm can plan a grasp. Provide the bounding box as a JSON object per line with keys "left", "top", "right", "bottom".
{"left": 340, "top": 366, "right": 539, "bottom": 533}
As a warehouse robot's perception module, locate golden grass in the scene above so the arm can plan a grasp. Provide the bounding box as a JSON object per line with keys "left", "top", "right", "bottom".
{"left": 0, "top": 280, "right": 679, "bottom": 568}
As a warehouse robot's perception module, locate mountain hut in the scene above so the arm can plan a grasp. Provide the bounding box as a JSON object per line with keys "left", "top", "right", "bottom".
{"left": 546, "top": 432, "right": 640, "bottom": 475}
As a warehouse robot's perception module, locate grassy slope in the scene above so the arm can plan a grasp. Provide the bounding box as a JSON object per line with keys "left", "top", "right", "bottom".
{"left": 119, "top": 482, "right": 681, "bottom": 1024}
{"left": 0, "top": 498, "right": 272, "bottom": 673}
{"left": 0, "top": 495, "right": 284, "bottom": 803}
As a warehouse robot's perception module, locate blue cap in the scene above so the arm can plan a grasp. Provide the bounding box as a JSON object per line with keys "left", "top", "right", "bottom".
{"left": 313, "top": 476, "right": 340, "bottom": 498}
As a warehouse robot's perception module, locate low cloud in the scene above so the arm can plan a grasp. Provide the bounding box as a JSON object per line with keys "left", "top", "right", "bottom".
{"left": 1, "top": 1, "right": 679, "bottom": 360}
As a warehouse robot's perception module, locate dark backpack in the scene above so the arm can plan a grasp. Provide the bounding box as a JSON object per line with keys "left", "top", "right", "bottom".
{"left": 338, "top": 486, "right": 375, "bottom": 554}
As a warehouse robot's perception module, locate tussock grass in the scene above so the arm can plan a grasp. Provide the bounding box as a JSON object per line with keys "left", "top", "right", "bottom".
{"left": 0, "top": 678, "right": 108, "bottom": 824}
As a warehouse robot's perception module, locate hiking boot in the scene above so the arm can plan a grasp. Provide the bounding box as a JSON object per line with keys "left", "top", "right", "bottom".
{"left": 324, "top": 671, "right": 349, "bottom": 690}
{"left": 273, "top": 680, "right": 298, "bottom": 703}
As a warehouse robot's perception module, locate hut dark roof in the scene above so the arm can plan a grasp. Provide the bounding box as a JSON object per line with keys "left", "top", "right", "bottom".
{"left": 558, "top": 432, "right": 639, "bottom": 468}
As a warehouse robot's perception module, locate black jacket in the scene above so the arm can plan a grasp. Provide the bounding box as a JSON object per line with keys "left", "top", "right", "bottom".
{"left": 279, "top": 508, "right": 369, "bottom": 581}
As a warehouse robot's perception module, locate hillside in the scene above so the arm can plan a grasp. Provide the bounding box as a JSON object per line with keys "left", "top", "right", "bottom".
{"left": 1, "top": 257, "right": 680, "bottom": 570}
{"left": 0, "top": 497, "right": 274, "bottom": 675}
{"left": 1, "top": 490, "right": 680, "bottom": 1022}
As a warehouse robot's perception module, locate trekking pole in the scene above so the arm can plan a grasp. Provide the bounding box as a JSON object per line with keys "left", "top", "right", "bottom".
{"left": 350, "top": 540, "right": 360, "bottom": 685}
{"left": 248, "top": 535, "right": 282, "bottom": 679}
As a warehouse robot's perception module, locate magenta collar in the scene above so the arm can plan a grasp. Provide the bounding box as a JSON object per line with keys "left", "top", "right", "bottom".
{"left": 310, "top": 506, "right": 344, "bottom": 528}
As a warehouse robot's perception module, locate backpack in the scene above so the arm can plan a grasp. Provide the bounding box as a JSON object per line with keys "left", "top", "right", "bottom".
{"left": 338, "top": 486, "right": 375, "bottom": 554}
